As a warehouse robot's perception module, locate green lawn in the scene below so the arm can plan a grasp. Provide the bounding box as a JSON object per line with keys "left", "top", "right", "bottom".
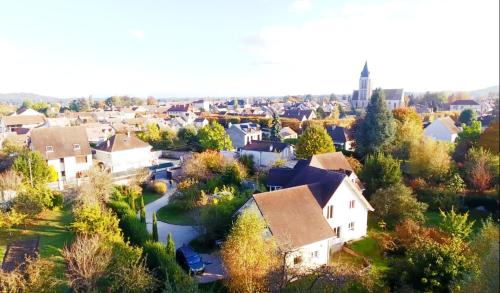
{"left": 0, "top": 205, "right": 74, "bottom": 291}
{"left": 137, "top": 190, "right": 162, "bottom": 206}
{"left": 156, "top": 204, "right": 197, "bottom": 225}
{"left": 349, "top": 236, "right": 388, "bottom": 272}
{"left": 199, "top": 280, "right": 228, "bottom": 293}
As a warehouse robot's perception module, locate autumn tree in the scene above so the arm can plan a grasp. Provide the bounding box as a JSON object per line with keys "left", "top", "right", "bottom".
{"left": 478, "top": 122, "right": 499, "bottom": 153}
{"left": 370, "top": 183, "right": 427, "bottom": 228}
{"left": 408, "top": 138, "right": 451, "bottom": 181}
{"left": 146, "top": 96, "right": 157, "bottom": 105}
{"left": 12, "top": 149, "right": 52, "bottom": 188}
{"left": 295, "top": 124, "right": 335, "bottom": 159}
{"left": 464, "top": 147, "right": 499, "bottom": 191}
{"left": 197, "top": 121, "right": 233, "bottom": 151}
{"left": 360, "top": 152, "right": 401, "bottom": 197}
{"left": 355, "top": 89, "right": 396, "bottom": 157}
{"left": 221, "top": 211, "right": 278, "bottom": 293}
{"left": 391, "top": 107, "right": 423, "bottom": 160}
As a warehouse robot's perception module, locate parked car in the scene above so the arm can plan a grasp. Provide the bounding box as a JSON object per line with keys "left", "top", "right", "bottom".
{"left": 176, "top": 246, "right": 205, "bottom": 275}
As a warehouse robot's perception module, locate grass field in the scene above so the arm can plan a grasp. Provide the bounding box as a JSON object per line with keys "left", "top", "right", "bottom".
{"left": 0, "top": 205, "right": 74, "bottom": 291}
{"left": 138, "top": 190, "right": 162, "bottom": 206}
{"left": 156, "top": 203, "right": 197, "bottom": 225}
{"left": 349, "top": 236, "right": 389, "bottom": 272}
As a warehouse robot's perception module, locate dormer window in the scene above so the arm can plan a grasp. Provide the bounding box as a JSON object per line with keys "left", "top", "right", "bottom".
{"left": 73, "top": 144, "right": 81, "bottom": 151}
{"left": 46, "top": 146, "right": 54, "bottom": 152}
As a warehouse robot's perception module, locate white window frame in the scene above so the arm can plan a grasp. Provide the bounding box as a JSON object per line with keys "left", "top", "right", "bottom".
{"left": 349, "top": 200, "right": 355, "bottom": 209}
{"left": 348, "top": 222, "right": 355, "bottom": 231}
{"left": 326, "top": 205, "right": 334, "bottom": 219}
{"left": 46, "top": 145, "right": 54, "bottom": 152}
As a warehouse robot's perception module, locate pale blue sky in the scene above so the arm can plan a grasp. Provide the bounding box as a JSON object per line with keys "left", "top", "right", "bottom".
{"left": 0, "top": 0, "right": 498, "bottom": 98}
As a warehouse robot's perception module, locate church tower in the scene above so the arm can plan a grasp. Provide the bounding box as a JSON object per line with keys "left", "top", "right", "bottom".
{"left": 358, "top": 61, "right": 372, "bottom": 107}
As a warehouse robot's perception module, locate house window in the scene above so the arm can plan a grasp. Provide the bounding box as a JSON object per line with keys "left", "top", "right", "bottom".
{"left": 349, "top": 200, "right": 355, "bottom": 209}
{"left": 333, "top": 226, "right": 340, "bottom": 238}
{"left": 311, "top": 251, "right": 318, "bottom": 258}
{"left": 73, "top": 144, "right": 81, "bottom": 151}
{"left": 348, "top": 222, "right": 355, "bottom": 231}
{"left": 60, "top": 158, "right": 64, "bottom": 163}
{"left": 326, "top": 205, "right": 334, "bottom": 219}
{"left": 293, "top": 256, "right": 302, "bottom": 265}
{"left": 61, "top": 171, "right": 66, "bottom": 177}
{"left": 46, "top": 146, "right": 54, "bottom": 152}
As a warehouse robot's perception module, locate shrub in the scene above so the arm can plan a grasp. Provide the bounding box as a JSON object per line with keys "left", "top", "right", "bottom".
{"left": 152, "top": 180, "right": 167, "bottom": 194}
{"left": 71, "top": 204, "right": 122, "bottom": 242}
{"left": 222, "top": 162, "right": 247, "bottom": 186}
{"left": 107, "top": 200, "right": 132, "bottom": 218}
{"left": 13, "top": 192, "right": 44, "bottom": 217}
{"left": 120, "top": 211, "right": 150, "bottom": 246}
{"left": 0, "top": 257, "right": 59, "bottom": 292}
{"left": 414, "top": 186, "right": 459, "bottom": 212}
{"left": 50, "top": 191, "right": 64, "bottom": 209}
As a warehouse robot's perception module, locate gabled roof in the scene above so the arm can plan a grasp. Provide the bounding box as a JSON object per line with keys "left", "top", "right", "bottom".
{"left": 282, "top": 109, "right": 313, "bottom": 120}
{"left": 382, "top": 89, "right": 404, "bottom": 101}
{"left": 279, "top": 127, "right": 297, "bottom": 137}
{"left": 253, "top": 184, "right": 336, "bottom": 249}
{"left": 451, "top": 99, "right": 479, "bottom": 106}
{"left": 435, "top": 117, "right": 459, "bottom": 134}
{"left": 30, "top": 126, "right": 91, "bottom": 160}
{"left": 94, "top": 133, "right": 151, "bottom": 152}
{"left": 166, "top": 104, "right": 191, "bottom": 112}
{"left": 1, "top": 115, "right": 45, "bottom": 126}
{"left": 241, "top": 140, "right": 289, "bottom": 152}
{"left": 326, "top": 126, "right": 352, "bottom": 143}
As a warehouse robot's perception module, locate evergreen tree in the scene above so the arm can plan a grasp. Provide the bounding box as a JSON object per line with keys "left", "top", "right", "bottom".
{"left": 129, "top": 194, "right": 136, "bottom": 211}
{"left": 295, "top": 124, "right": 335, "bottom": 159}
{"left": 270, "top": 112, "right": 282, "bottom": 142}
{"left": 360, "top": 152, "right": 402, "bottom": 197}
{"left": 458, "top": 109, "right": 477, "bottom": 126}
{"left": 166, "top": 233, "right": 175, "bottom": 257}
{"left": 355, "top": 89, "right": 396, "bottom": 157}
{"left": 152, "top": 212, "right": 159, "bottom": 241}
{"left": 140, "top": 197, "right": 146, "bottom": 224}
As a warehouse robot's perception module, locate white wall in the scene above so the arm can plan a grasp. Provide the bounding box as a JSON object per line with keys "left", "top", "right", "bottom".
{"left": 322, "top": 180, "right": 368, "bottom": 245}
{"left": 241, "top": 147, "right": 293, "bottom": 167}
{"left": 47, "top": 154, "right": 92, "bottom": 182}
{"left": 94, "top": 147, "right": 153, "bottom": 173}
{"left": 285, "top": 238, "right": 331, "bottom": 269}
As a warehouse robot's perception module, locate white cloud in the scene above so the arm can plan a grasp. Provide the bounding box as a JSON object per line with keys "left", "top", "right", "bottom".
{"left": 290, "top": 0, "right": 312, "bottom": 12}
{"left": 129, "top": 29, "right": 145, "bottom": 39}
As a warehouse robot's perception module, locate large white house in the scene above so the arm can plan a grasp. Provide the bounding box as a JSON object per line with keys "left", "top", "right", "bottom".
{"left": 424, "top": 116, "right": 459, "bottom": 143}
{"left": 226, "top": 123, "right": 262, "bottom": 149}
{"left": 449, "top": 100, "right": 481, "bottom": 113}
{"left": 239, "top": 152, "right": 372, "bottom": 269}
{"left": 30, "top": 126, "right": 93, "bottom": 183}
{"left": 93, "top": 133, "right": 154, "bottom": 173}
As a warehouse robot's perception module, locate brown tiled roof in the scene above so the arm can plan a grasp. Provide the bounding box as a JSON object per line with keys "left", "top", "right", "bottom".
{"left": 308, "top": 152, "right": 354, "bottom": 172}
{"left": 451, "top": 99, "right": 479, "bottom": 106}
{"left": 254, "top": 184, "right": 335, "bottom": 249}
{"left": 166, "top": 104, "right": 191, "bottom": 112}
{"left": 94, "top": 133, "right": 150, "bottom": 152}
{"left": 30, "top": 126, "right": 91, "bottom": 160}
{"left": 2, "top": 115, "right": 45, "bottom": 126}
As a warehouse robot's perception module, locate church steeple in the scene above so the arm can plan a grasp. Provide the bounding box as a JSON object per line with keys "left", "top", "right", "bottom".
{"left": 361, "top": 61, "right": 369, "bottom": 77}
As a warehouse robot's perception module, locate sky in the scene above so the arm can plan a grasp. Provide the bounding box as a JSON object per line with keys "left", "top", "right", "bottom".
{"left": 0, "top": 0, "right": 498, "bottom": 98}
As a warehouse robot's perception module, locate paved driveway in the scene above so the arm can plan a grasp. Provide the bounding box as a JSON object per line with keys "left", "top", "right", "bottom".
{"left": 144, "top": 182, "right": 224, "bottom": 283}
{"left": 144, "top": 183, "right": 199, "bottom": 248}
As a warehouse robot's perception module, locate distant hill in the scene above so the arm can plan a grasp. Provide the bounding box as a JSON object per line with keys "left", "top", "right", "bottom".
{"left": 469, "top": 86, "right": 499, "bottom": 98}
{"left": 0, "top": 93, "right": 61, "bottom": 105}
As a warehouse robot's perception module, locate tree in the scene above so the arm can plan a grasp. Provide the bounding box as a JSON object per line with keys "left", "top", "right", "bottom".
{"left": 316, "top": 107, "right": 326, "bottom": 119}
{"left": 458, "top": 119, "right": 481, "bottom": 143}
{"left": 166, "top": 233, "right": 175, "bottom": 257}
{"left": 197, "top": 121, "right": 233, "bottom": 151}
{"left": 478, "top": 122, "right": 499, "bottom": 153}
{"left": 140, "top": 197, "right": 146, "bottom": 224}
{"left": 370, "top": 183, "right": 427, "bottom": 229}
{"left": 295, "top": 124, "right": 335, "bottom": 159}
{"left": 439, "top": 208, "right": 474, "bottom": 240}
{"left": 458, "top": 109, "right": 477, "bottom": 126}
{"left": 137, "top": 123, "right": 162, "bottom": 143}
{"left": 221, "top": 211, "right": 278, "bottom": 293}
{"left": 70, "top": 205, "right": 122, "bottom": 242}
{"left": 146, "top": 96, "right": 157, "bottom": 105}
{"left": 12, "top": 149, "right": 52, "bottom": 188}
{"left": 77, "top": 166, "right": 114, "bottom": 206}
{"left": 408, "top": 138, "right": 451, "bottom": 181}
{"left": 269, "top": 112, "right": 282, "bottom": 142}
{"left": 464, "top": 147, "right": 499, "bottom": 191}
{"left": 360, "top": 152, "right": 401, "bottom": 197}
{"left": 128, "top": 193, "right": 136, "bottom": 211}
{"left": 177, "top": 126, "right": 198, "bottom": 146}
{"left": 355, "top": 89, "right": 396, "bottom": 157}
{"left": 392, "top": 108, "right": 423, "bottom": 160}
{"left": 152, "top": 212, "right": 159, "bottom": 242}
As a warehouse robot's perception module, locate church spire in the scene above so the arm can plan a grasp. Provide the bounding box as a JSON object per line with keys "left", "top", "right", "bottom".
{"left": 361, "top": 61, "right": 369, "bottom": 77}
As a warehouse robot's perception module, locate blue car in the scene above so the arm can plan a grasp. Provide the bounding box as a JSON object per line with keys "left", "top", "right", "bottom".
{"left": 176, "top": 246, "right": 205, "bottom": 275}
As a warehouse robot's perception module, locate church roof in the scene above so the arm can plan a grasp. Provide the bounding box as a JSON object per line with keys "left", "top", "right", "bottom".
{"left": 361, "top": 61, "right": 369, "bottom": 77}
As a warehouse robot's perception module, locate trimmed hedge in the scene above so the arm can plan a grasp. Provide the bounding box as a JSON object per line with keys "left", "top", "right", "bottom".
{"left": 143, "top": 241, "right": 198, "bottom": 293}
{"left": 120, "top": 211, "right": 151, "bottom": 246}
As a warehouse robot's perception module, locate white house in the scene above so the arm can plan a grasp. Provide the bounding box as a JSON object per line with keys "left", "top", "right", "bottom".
{"left": 424, "top": 116, "right": 459, "bottom": 142}
{"left": 279, "top": 127, "right": 298, "bottom": 140}
{"left": 30, "top": 126, "right": 93, "bottom": 184}
{"left": 450, "top": 100, "right": 481, "bottom": 113}
{"left": 226, "top": 123, "right": 262, "bottom": 149}
{"left": 192, "top": 99, "right": 211, "bottom": 112}
{"left": 194, "top": 117, "right": 209, "bottom": 128}
{"left": 240, "top": 152, "right": 372, "bottom": 269}
{"left": 10, "top": 108, "right": 44, "bottom": 116}
{"left": 93, "top": 133, "right": 154, "bottom": 174}
{"left": 240, "top": 141, "right": 294, "bottom": 167}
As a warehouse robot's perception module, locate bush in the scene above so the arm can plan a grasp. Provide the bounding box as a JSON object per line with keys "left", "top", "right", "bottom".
{"left": 239, "top": 154, "right": 255, "bottom": 176}
{"left": 152, "top": 180, "right": 167, "bottom": 194}
{"left": 71, "top": 204, "right": 122, "bottom": 242}
{"left": 142, "top": 241, "right": 198, "bottom": 292}
{"left": 50, "top": 191, "right": 64, "bottom": 209}
{"left": 107, "top": 200, "right": 132, "bottom": 218}
{"left": 13, "top": 193, "right": 44, "bottom": 217}
{"left": 415, "top": 186, "right": 459, "bottom": 212}
{"left": 120, "top": 211, "right": 151, "bottom": 246}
